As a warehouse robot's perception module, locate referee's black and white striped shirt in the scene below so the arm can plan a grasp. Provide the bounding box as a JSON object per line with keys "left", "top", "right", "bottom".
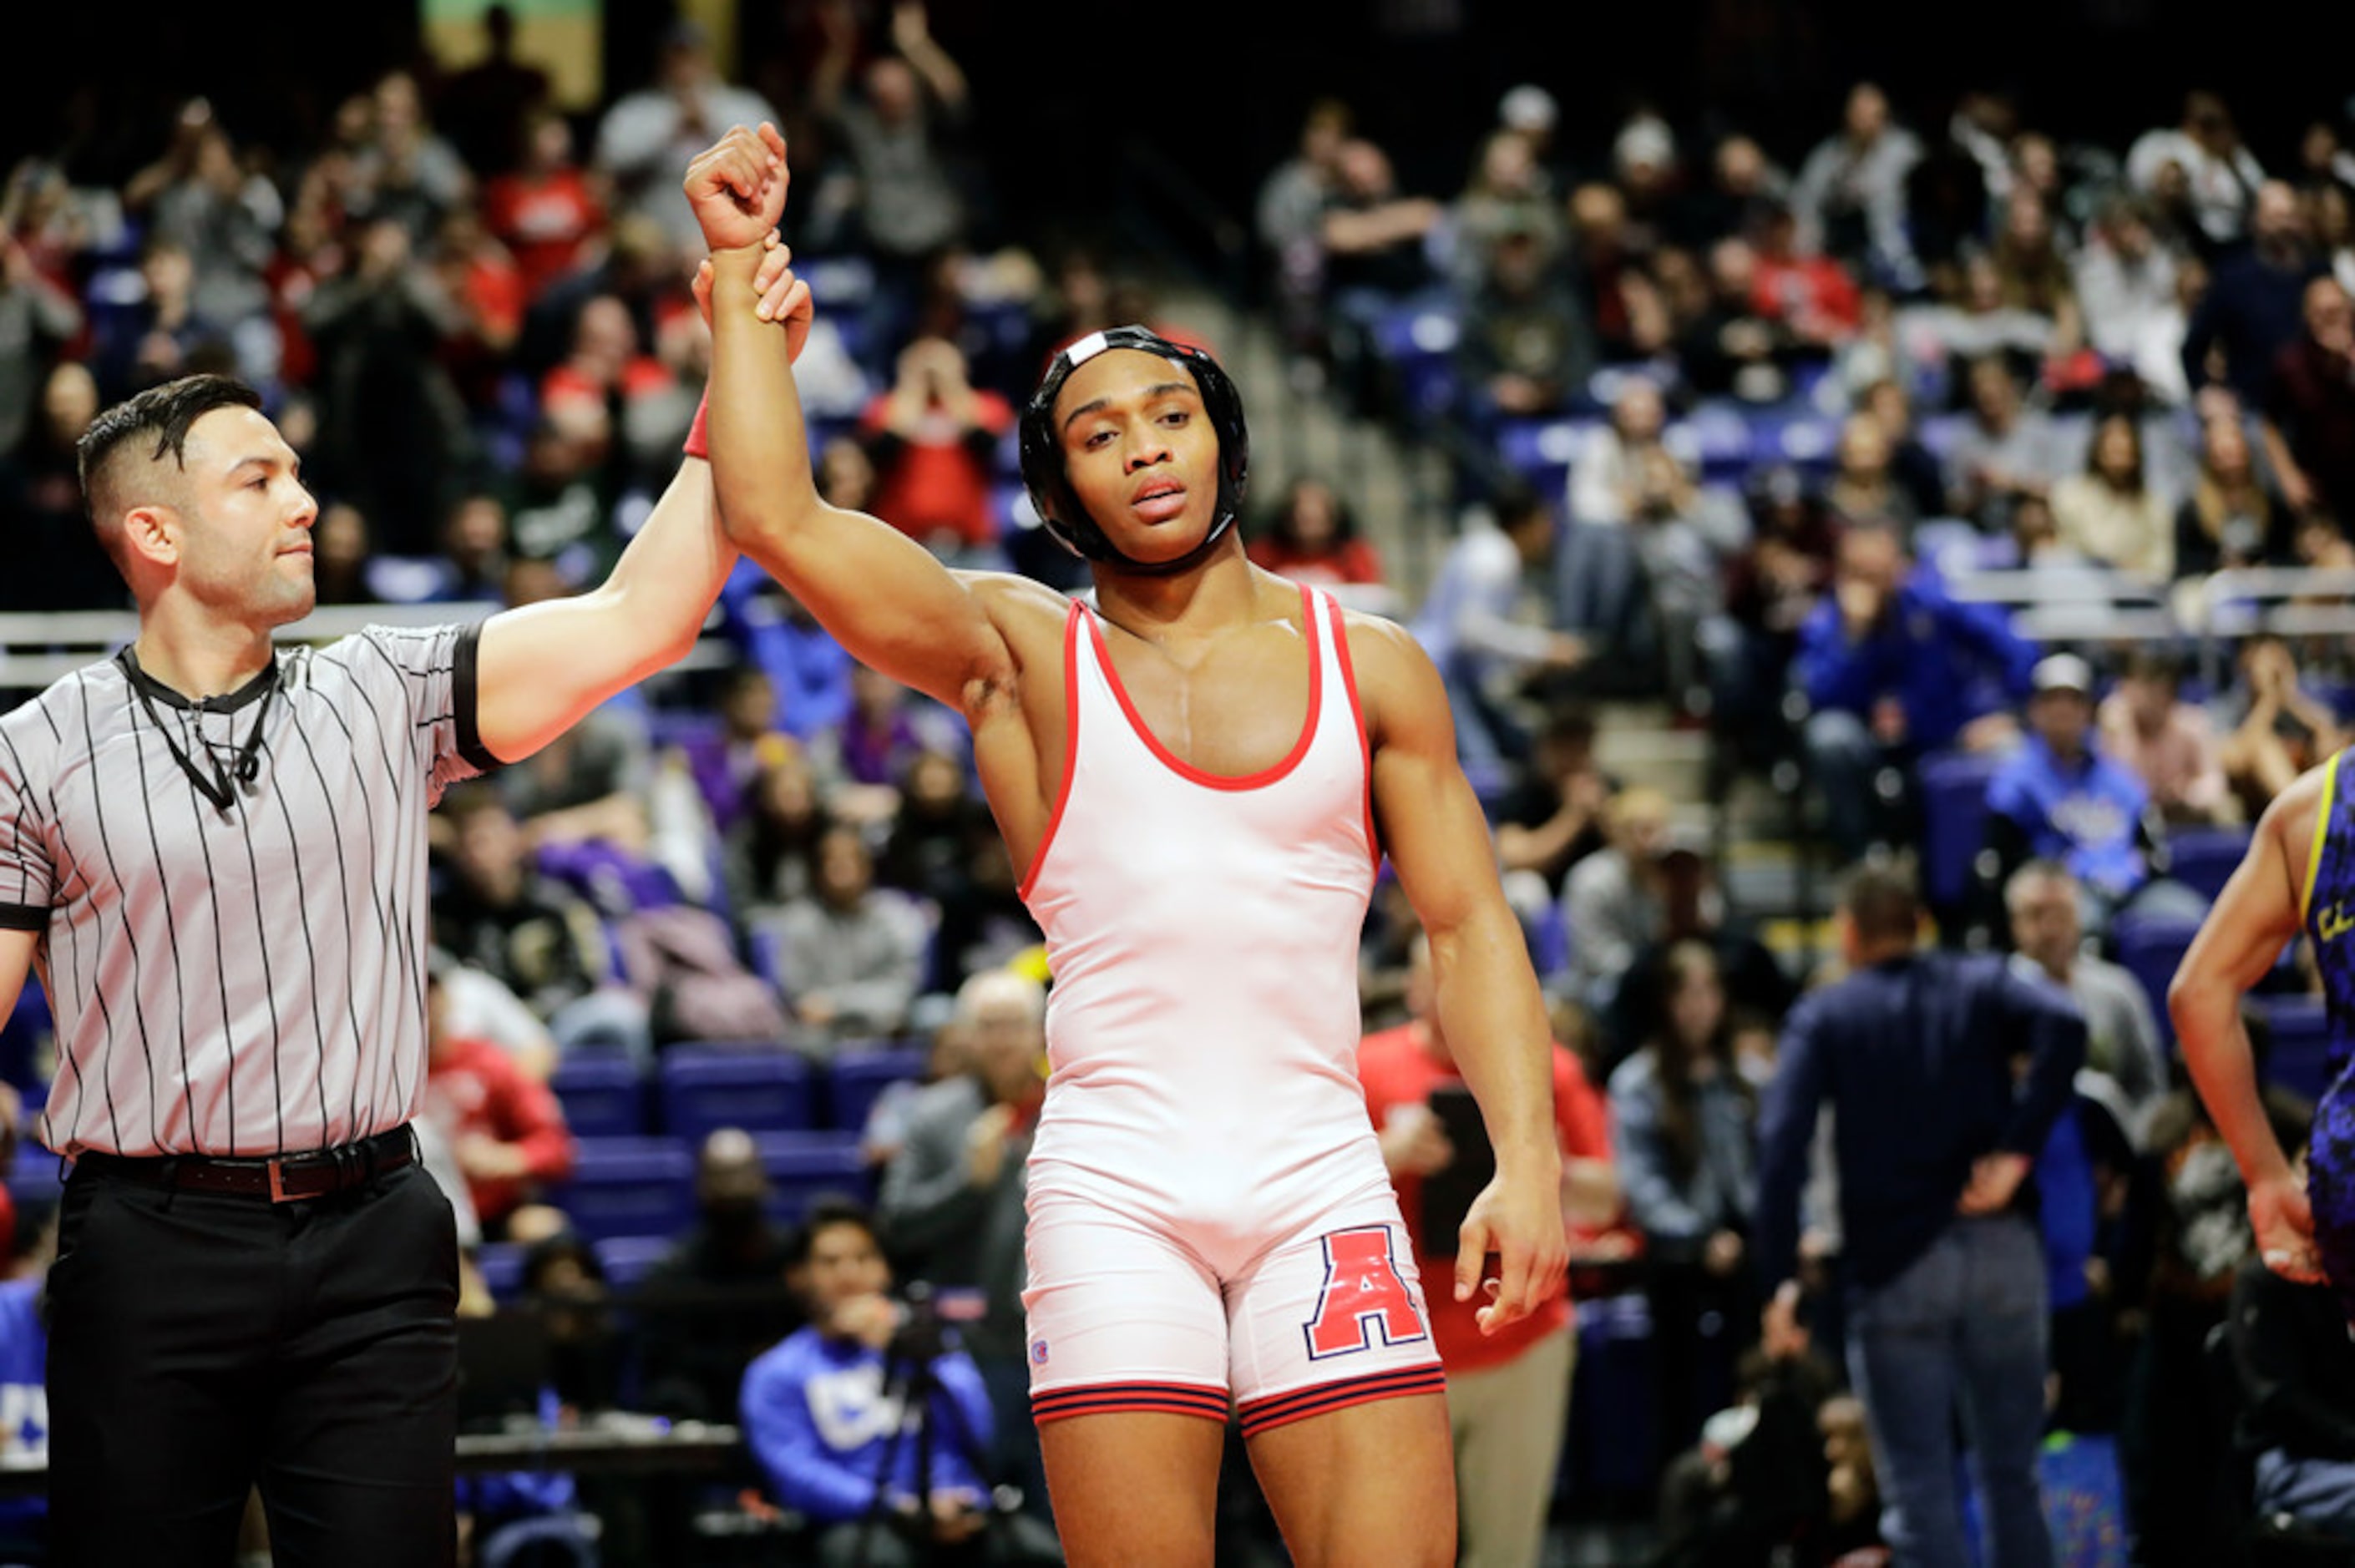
{"left": 0, "top": 623, "right": 496, "bottom": 1159}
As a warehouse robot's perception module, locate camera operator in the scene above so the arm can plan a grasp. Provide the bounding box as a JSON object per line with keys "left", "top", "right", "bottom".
{"left": 741, "top": 1198, "right": 1062, "bottom": 1566}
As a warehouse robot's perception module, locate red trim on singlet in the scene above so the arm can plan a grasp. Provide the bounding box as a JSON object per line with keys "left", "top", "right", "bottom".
{"left": 1086, "top": 581, "right": 1323, "bottom": 792}
{"left": 1325, "top": 594, "right": 1381, "bottom": 873}
{"left": 1015, "top": 603, "right": 1086, "bottom": 903}
{"left": 1031, "top": 1379, "right": 1233, "bottom": 1426}
{"left": 1233, "top": 1364, "right": 1448, "bottom": 1439}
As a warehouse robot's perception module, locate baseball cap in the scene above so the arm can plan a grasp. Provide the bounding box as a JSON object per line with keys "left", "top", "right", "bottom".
{"left": 2032, "top": 653, "right": 2094, "bottom": 696}
{"left": 1500, "top": 85, "right": 1559, "bottom": 135}
{"left": 1615, "top": 116, "right": 1678, "bottom": 175}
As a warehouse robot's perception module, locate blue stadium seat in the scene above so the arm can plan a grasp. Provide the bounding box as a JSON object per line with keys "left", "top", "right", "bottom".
{"left": 828, "top": 1044, "right": 930, "bottom": 1136}
{"left": 1497, "top": 418, "right": 1590, "bottom": 498}
{"left": 1917, "top": 749, "right": 2003, "bottom": 914}
{"left": 643, "top": 709, "right": 722, "bottom": 754}
{"left": 1563, "top": 1292, "right": 1658, "bottom": 1504}
{"left": 474, "top": 1241, "right": 528, "bottom": 1302}
{"left": 751, "top": 1130, "right": 873, "bottom": 1222}
{"left": 1372, "top": 306, "right": 1462, "bottom": 422}
{"left": 549, "top": 1052, "right": 647, "bottom": 1140}
{"left": 553, "top": 1137, "right": 696, "bottom": 1243}
{"left": 594, "top": 1233, "right": 675, "bottom": 1292}
{"left": 2161, "top": 826, "right": 2252, "bottom": 903}
{"left": 2113, "top": 913, "right": 2207, "bottom": 1043}
{"left": 1681, "top": 404, "right": 1758, "bottom": 482}
{"left": 659, "top": 1046, "right": 817, "bottom": 1144}
{"left": 2251, "top": 995, "right": 2338, "bottom": 1102}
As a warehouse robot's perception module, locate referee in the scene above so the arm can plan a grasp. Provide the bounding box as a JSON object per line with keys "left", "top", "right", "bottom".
{"left": 0, "top": 279, "right": 786, "bottom": 1561}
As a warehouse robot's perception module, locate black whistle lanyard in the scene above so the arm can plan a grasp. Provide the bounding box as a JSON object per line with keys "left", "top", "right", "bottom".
{"left": 120, "top": 647, "right": 281, "bottom": 816}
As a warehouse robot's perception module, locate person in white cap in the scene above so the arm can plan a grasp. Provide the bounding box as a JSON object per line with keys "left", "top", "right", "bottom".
{"left": 1981, "top": 652, "right": 2206, "bottom": 935}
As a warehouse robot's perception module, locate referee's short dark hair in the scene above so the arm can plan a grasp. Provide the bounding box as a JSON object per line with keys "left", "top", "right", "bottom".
{"left": 76, "top": 373, "right": 265, "bottom": 573}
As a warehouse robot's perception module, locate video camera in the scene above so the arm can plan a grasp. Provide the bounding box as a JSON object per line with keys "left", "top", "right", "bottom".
{"left": 887, "top": 1281, "right": 950, "bottom": 1365}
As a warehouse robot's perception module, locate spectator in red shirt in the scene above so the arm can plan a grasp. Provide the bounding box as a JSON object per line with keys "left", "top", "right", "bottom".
{"left": 862, "top": 335, "right": 1013, "bottom": 560}
{"left": 1749, "top": 202, "right": 1862, "bottom": 346}
{"left": 1246, "top": 477, "right": 1391, "bottom": 612}
{"left": 1359, "top": 936, "right": 1618, "bottom": 1568}
{"left": 483, "top": 110, "right": 608, "bottom": 304}
{"left": 421, "top": 965, "right": 576, "bottom": 1238}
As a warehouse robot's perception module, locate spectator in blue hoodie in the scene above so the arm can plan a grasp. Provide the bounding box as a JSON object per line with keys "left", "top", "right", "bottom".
{"left": 740, "top": 1198, "right": 1062, "bottom": 1567}
{"left": 1795, "top": 521, "right": 2036, "bottom": 859}
{"left": 1982, "top": 654, "right": 2210, "bottom": 936}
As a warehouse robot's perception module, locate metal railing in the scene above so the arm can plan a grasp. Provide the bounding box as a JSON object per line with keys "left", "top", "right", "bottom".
{"left": 0, "top": 601, "right": 741, "bottom": 694}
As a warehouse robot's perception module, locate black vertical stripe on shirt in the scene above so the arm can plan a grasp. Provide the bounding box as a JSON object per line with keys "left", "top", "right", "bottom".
{"left": 304, "top": 684, "right": 415, "bottom": 1123}
{"left": 283, "top": 706, "right": 370, "bottom": 1141}
{"left": 258, "top": 738, "right": 334, "bottom": 1141}
{"left": 73, "top": 677, "right": 161, "bottom": 1153}
{"left": 127, "top": 714, "right": 200, "bottom": 1141}
{"left": 230, "top": 741, "right": 287, "bottom": 1157}
{"left": 178, "top": 734, "right": 240, "bottom": 1156}
{"left": 332, "top": 668, "right": 420, "bottom": 1117}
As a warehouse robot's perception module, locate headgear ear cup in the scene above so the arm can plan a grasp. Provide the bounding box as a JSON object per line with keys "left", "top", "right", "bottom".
{"left": 1018, "top": 326, "right": 1249, "bottom": 574}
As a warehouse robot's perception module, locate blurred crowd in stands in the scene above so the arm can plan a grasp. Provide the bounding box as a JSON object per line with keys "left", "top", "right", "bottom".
{"left": 5, "top": 5, "right": 2355, "bottom": 1560}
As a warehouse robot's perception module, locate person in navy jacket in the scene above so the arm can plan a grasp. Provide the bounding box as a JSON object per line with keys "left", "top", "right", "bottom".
{"left": 1755, "top": 861, "right": 2085, "bottom": 1568}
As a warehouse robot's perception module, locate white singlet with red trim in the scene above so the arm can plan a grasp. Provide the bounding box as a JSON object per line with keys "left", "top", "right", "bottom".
{"left": 1017, "top": 581, "right": 1385, "bottom": 1235}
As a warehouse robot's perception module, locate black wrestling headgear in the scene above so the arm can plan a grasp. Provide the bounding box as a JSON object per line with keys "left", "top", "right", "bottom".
{"left": 1017, "top": 326, "right": 1249, "bottom": 574}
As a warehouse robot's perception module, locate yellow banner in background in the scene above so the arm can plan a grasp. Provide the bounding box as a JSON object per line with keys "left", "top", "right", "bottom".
{"left": 423, "top": 0, "right": 605, "bottom": 113}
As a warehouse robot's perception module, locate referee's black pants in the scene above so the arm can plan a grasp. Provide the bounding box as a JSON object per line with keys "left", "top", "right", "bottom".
{"left": 46, "top": 1156, "right": 459, "bottom": 1567}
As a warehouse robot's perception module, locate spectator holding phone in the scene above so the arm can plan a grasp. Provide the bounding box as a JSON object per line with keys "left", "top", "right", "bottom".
{"left": 1357, "top": 935, "right": 1618, "bottom": 1568}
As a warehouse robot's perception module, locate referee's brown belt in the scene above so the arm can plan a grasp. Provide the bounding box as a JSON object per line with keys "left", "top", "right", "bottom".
{"left": 73, "top": 1125, "right": 418, "bottom": 1202}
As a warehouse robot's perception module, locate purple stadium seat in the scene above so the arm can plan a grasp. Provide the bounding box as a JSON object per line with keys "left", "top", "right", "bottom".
{"left": 474, "top": 1241, "right": 528, "bottom": 1302}
{"left": 593, "top": 1233, "right": 675, "bottom": 1292}
{"left": 548, "top": 1052, "right": 647, "bottom": 1140}
{"left": 659, "top": 1046, "right": 816, "bottom": 1144}
{"left": 1917, "top": 749, "right": 2003, "bottom": 913}
{"left": 2114, "top": 913, "right": 2206, "bottom": 1043}
{"left": 2161, "top": 826, "right": 2251, "bottom": 903}
{"left": 552, "top": 1136, "right": 696, "bottom": 1244}
{"left": 2250, "top": 995, "right": 2338, "bottom": 1102}
{"left": 827, "top": 1044, "right": 929, "bottom": 1136}
{"left": 751, "top": 1130, "right": 872, "bottom": 1222}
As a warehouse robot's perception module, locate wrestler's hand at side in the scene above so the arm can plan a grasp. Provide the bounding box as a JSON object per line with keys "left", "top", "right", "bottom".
{"left": 1457, "top": 1164, "right": 1569, "bottom": 1336}
{"left": 2251, "top": 1172, "right": 2327, "bottom": 1283}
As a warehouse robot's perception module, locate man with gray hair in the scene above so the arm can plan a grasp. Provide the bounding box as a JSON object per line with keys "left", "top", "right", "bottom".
{"left": 879, "top": 967, "right": 1050, "bottom": 1514}
{"left": 2005, "top": 858, "right": 2168, "bottom": 1144}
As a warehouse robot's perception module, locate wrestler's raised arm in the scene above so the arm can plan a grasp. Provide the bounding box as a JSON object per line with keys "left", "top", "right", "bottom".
{"left": 688, "top": 124, "right": 1022, "bottom": 716}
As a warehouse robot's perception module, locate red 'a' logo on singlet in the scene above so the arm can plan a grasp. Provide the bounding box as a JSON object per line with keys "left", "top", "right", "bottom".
{"left": 1301, "top": 1227, "right": 1428, "bottom": 1358}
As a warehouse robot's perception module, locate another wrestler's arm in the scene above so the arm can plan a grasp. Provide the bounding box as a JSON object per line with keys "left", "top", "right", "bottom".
{"left": 1351, "top": 615, "right": 1567, "bottom": 1334}
{"left": 2170, "top": 766, "right": 2326, "bottom": 1282}
{"left": 698, "top": 127, "right": 1022, "bottom": 714}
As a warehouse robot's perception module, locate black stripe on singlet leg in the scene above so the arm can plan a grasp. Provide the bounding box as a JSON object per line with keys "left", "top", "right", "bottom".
{"left": 74, "top": 676, "right": 162, "bottom": 1152}
{"left": 284, "top": 704, "right": 371, "bottom": 1142}
{"left": 125, "top": 714, "right": 201, "bottom": 1142}
{"left": 175, "top": 719, "right": 241, "bottom": 1156}
{"left": 227, "top": 727, "right": 287, "bottom": 1156}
